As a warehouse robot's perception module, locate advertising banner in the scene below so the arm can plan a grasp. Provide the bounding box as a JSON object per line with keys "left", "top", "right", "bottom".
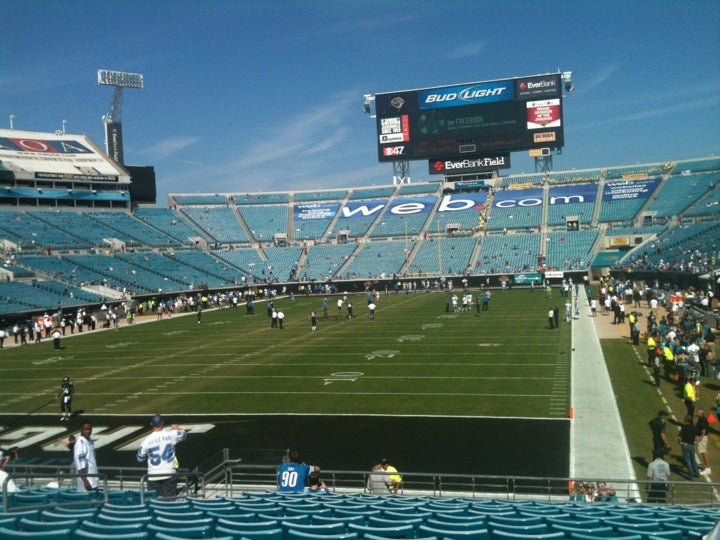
{"left": 548, "top": 183, "right": 598, "bottom": 204}
{"left": 294, "top": 203, "right": 341, "bottom": 221}
{"left": 492, "top": 188, "right": 544, "bottom": 208}
{"left": 428, "top": 154, "right": 510, "bottom": 175}
{"left": 602, "top": 178, "right": 661, "bottom": 201}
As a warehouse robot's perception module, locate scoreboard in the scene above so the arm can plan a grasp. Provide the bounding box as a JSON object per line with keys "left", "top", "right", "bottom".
{"left": 374, "top": 73, "right": 564, "bottom": 163}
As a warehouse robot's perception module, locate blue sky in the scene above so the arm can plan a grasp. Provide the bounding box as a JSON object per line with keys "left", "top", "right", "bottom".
{"left": 1, "top": 0, "right": 718, "bottom": 206}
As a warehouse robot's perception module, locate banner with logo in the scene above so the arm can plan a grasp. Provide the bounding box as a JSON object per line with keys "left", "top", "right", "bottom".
{"left": 428, "top": 154, "right": 510, "bottom": 175}
{"left": 602, "top": 178, "right": 661, "bottom": 201}
{"left": 547, "top": 183, "right": 598, "bottom": 204}
{"left": 294, "top": 203, "right": 341, "bottom": 221}
{"left": 492, "top": 188, "right": 544, "bottom": 208}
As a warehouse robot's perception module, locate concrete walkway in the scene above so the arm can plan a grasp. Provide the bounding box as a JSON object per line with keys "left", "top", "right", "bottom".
{"left": 570, "top": 287, "right": 638, "bottom": 486}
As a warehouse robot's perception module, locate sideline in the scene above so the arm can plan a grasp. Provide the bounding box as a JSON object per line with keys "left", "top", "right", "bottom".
{"left": 570, "top": 287, "right": 638, "bottom": 493}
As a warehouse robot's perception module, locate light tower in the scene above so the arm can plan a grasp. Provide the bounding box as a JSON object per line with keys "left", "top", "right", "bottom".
{"left": 97, "top": 69, "right": 144, "bottom": 164}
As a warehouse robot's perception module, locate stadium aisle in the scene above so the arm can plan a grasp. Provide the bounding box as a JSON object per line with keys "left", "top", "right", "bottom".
{"left": 570, "top": 287, "right": 637, "bottom": 486}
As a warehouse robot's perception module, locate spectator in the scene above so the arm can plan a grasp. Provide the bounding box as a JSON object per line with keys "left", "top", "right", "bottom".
{"left": 278, "top": 450, "right": 319, "bottom": 493}
{"left": 136, "top": 414, "right": 187, "bottom": 498}
{"left": 303, "top": 470, "right": 328, "bottom": 494}
{"left": 646, "top": 449, "right": 671, "bottom": 503}
{"left": 375, "top": 458, "right": 402, "bottom": 494}
{"left": 696, "top": 408, "right": 711, "bottom": 474}
{"left": 678, "top": 414, "right": 700, "bottom": 480}
{"left": 649, "top": 410, "right": 670, "bottom": 457}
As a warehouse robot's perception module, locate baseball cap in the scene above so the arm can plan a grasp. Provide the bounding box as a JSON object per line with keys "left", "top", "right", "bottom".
{"left": 150, "top": 414, "right": 164, "bottom": 428}
{"left": 658, "top": 410, "right": 668, "bottom": 417}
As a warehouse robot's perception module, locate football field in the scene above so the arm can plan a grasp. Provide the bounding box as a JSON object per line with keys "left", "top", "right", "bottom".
{"left": 1, "top": 289, "right": 572, "bottom": 475}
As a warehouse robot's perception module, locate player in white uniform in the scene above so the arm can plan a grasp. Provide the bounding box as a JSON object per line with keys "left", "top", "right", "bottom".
{"left": 73, "top": 422, "right": 98, "bottom": 492}
{"left": 136, "top": 414, "right": 187, "bottom": 498}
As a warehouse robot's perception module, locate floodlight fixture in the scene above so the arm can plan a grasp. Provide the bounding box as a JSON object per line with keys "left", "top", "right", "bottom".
{"left": 97, "top": 69, "right": 144, "bottom": 164}
{"left": 97, "top": 70, "right": 144, "bottom": 89}
{"left": 363, "top": 94, "right": 375, "bottom": 116}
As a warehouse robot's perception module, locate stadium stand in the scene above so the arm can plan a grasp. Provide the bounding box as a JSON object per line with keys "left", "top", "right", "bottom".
{"left": 133, "top": 207, "right": 212, "bottom": 245}
{"left": 236, "top": 204, "right": 289, "bottom": 243}
{"left": 476, "top": 234, "right": 540, "bottom": 274}
{"left": 0, "top": 154, "right": 717, "bottom": 319}
{"left": 299, "top": 243, "right": 358, "bottom": 281}
{"left": 349, "top": 187, "right": 396, "bottom": 200}
{"left": 294, "top": 190, "right": 348, "bottom": 202}
{"left": 1, "top": 490, "right": 718, "bottom": 539}
{"left": 341, "top": 240, "right": 408, "bottom": 279}
{"left": 180, "top": 206, "right": 252, "bottom": 244}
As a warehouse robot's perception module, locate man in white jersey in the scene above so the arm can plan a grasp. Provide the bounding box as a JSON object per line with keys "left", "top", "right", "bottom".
{"left": 136, "top": 414, "right": 187, "bottom": 498}
{"left": 73, "top": 421, "right": 98, "bottom": 492}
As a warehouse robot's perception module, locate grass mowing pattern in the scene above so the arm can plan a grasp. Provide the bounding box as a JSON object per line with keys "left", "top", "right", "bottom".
{"left": 2, "top": 290, "right": 571, "bottom": 419}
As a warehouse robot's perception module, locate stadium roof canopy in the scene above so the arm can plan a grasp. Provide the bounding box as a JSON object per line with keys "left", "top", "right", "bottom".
{"left": 0, "top": 129, "right": 130, "bottom": 183}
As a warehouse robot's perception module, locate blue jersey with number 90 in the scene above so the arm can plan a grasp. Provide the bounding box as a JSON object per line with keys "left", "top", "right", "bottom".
{"left": 277, "top": 462, "right": 315, "bottom": 493}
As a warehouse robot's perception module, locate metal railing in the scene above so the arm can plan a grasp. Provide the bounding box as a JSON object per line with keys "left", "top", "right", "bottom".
{"left": 3, "top": 453, "right": 720, "bottom": 510}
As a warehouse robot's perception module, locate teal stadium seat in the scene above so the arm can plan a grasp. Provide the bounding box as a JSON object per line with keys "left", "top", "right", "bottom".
{"left": 96, "top": 514, "right": 154, "bottom": 527}
{"left": 569, "top": 534, "right": 641, "bottom": 540}
{"left": 549, "top": 523, "right": 615, "bottom": 537}
{"left": 490, "top": 532, "right": 566, "bottom": 540}
{"left": 74, "top": 530, "right": 150, "bottom": 540}
{"left": 434, "top": 513, "right": 488, "bottom": 524}
{"left": 214, "top": 526, "right": 283, "bottom": 540}
{"left": 0, "top": 516, "right": 19, "bottom": 530}
{"left": 644, "top": 532, "right": 684, "bottom": 540}
{"left": 488, "top": 523, "right": 550, "bottom": 535}
{"left": 347, "top": 523, "right": 415, "bottom": 538}
{"left": 368, "top": 516, "right": 425, "bottom": 530}
{"left": 287, "top": 531, "right": 359, "bottom": 540}
{"left": 216, "top": 519, "right": 280, "bottom": 532}
{"left": 42, "top": 509, "right": 97, "bottom": 521}
{"left": 148, "top": 499, "right": 192, "bottom": 510}
{"left": 9, "top": 492, "right": 49, "bottom": 507}
{"left": 383, "top": 510, "right": 432, "bottom": 521}
{"left": 335, "top": 508, "right": 381, "bottom": 520}
{"left": 284, "top": 522, "right": 348, "bottom": 536}
{"left": 154, "top": 516, "right": 214, "bottom": 530}
{"left": 0, "top": 527, "right": 73, "bottom": 539}
{"left": 18, "top": 517, "right": 81, "bottom": 532}
{"left": 425, "top": 518, "right": 488, "bottom": 531}
{"left": 209, "top": 511, "right": 256, "bottom": 521}
{"left": 417, "top": 525, "right": 490, "bottom": 540}
{"left": 146, "top": 522, "right": 213, "bottom": 538}
{"left": 80, "top": 521, "right": 148, "bottom": 535}
{"left": 58, "top": 489, "right": 99, "bottom": 506}
{"left": 98, "top": 507, "right": 152, "bottom": 519}
{"left": 152, "top": 509, "right": 205, "bottom": 520}
{"left": 488, "top": 515, "right": 543, "bottom": 527}
{"left": 314, "top": 515, "right": 366, "bottom": 527}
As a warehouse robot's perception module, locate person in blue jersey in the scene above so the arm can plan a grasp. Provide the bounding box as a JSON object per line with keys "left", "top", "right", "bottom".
{"left": 137, "top": 414, "right": 187, "bottom": 498}
{"left": 277, "top": 450, "right": 319, "bottom": 493}
{"left": 303, "top": 470, "right": 328, "bottom": 494}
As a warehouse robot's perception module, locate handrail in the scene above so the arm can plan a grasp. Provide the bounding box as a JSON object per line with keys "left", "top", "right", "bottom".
{"left": 3, "top": 457, "right": 719, "bottom": 509}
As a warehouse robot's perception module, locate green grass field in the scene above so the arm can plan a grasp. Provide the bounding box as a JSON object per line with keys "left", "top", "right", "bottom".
{"left": 2, "top": 290, "right": 571, "bottom": 419}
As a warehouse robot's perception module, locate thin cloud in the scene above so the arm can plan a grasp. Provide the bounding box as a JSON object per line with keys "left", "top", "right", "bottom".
{"left": 237, "top": 91, "right": 357, "bottom": 167}
{"left": 570, "top": 96, "right": 717, "bottom": 132}
{"left": 445, "top": 41, "right": 487, "bottom": 60}
{"left": 575, "top": 63, "right": 621, "bottom": 95}
{"left": 145, "top": 136, "right": 200, "bottom": 158}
